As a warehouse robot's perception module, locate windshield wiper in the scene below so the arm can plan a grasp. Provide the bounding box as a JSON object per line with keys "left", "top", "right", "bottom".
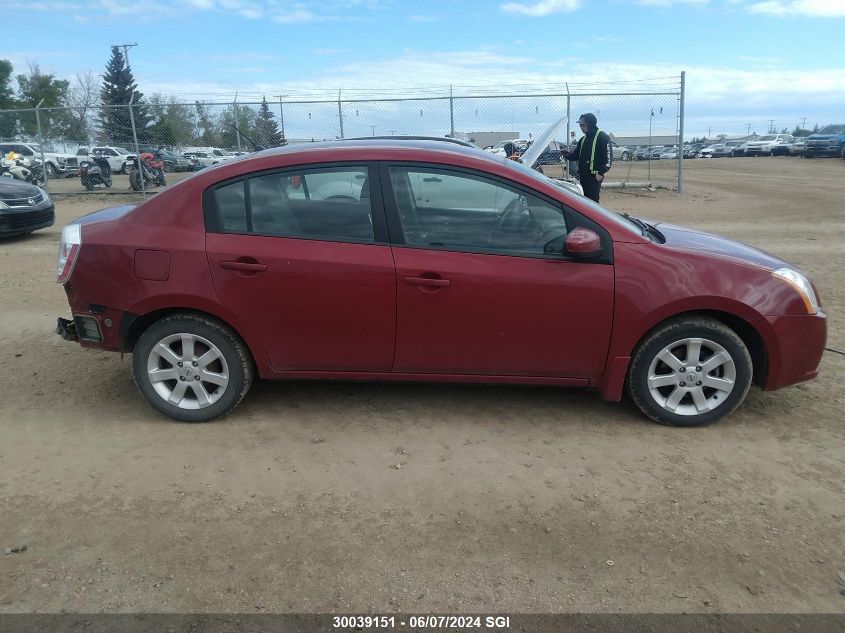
{"left": 622, "top": 213, "right": 649, "bottom": 236}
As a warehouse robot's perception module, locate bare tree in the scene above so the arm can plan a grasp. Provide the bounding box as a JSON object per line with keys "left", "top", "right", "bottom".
{"left": 64, "top": 71, "right": 99, "bottom": 144}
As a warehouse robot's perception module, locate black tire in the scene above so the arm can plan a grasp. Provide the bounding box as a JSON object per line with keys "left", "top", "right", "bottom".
{"left": 105, "top": 175, "right": 112, "bottom": 188}
{"left": 132, "top": 313, "right": 254, "bottom": 422}
{"left": 82, "top": 176, "right": 93, "bottom": 191}
{"left": 626, "top": 316, "right": 753, "bottom": 427}
{"left": 620, "top": 151, "right": 629, "bottom": 161}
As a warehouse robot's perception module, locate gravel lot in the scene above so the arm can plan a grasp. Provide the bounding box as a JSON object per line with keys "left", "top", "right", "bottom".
{"left": 1, "top": 156, "right": 843, "bottom": 614}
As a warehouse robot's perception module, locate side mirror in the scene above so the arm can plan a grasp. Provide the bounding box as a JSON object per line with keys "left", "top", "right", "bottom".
{"left": 565, "top": 227, "right": 602, "bottom": 256}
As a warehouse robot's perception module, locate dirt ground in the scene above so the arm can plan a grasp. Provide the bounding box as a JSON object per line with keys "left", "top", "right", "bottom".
{"left": 1, "top": 156, "right": 843, "bottom": 614}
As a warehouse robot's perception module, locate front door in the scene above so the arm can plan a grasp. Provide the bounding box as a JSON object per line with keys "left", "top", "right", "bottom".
{"left": 205, "top": 164, "right": 396, "bottom": 372}
{"left": 384, "top": 164, "right": 614, "bottom": 378}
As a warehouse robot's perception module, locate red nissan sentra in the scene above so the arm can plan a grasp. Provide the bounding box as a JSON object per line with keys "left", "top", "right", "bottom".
{"left": 55, "top": 139, "right": 826, "bottom": 426}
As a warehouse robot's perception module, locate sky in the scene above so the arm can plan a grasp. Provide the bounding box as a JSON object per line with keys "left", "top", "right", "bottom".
{"left": 2, "top": 0, "right": 844, "bottom": 140}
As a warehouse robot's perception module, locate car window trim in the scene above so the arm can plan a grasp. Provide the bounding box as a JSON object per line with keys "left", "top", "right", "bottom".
{"left": 203, "top": 161, "right": 389, "bottom": 245}
{"left": 379, "top": 161, "right": 612, "bottom": 264}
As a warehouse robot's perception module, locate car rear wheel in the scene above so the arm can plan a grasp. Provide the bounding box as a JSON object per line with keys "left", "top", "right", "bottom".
{"left": 132, "top": 314, "right": 254, "bottom": 422}
{"left": 626, "top": 317, "right": 752, "bottom": 427}
{"left": 620, "top": 151, "right": 630, "bottom": 161}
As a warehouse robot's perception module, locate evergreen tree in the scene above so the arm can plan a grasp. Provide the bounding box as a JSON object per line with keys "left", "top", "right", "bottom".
{"left": 99, "top": 47, "right": 151, "bottom": 145}
{"left": 254, "top": 97, "right": 283, "bottom": 148}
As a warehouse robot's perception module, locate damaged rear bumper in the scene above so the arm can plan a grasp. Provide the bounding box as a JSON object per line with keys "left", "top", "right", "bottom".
{"left": 56, "top": 317, "right": 79, "bottom": 342}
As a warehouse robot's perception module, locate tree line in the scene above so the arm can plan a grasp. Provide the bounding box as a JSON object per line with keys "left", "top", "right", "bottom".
{"left": 0, "top": 48, "right": 285, "bottom": 150}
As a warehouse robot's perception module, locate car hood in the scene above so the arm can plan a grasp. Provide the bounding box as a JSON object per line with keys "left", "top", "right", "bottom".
{"left": 652, "top": 221, "right": 790, "bottom": 270}
{"left": 0, "top": 179, "right": 41, "bottom": 200}
{"left": 807, "top": 134, "right": 841, "bottom": 140}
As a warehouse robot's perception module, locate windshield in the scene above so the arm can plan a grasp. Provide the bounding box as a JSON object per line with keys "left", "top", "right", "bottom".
{"left": 758, "top": 135, "right": 776, "bottom": 141}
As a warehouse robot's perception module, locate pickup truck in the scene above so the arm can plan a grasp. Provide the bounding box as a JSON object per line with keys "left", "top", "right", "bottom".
{"left": 75, "top": 146, "right": 137, "bottom": 173}
{"left": 0, "top": 142, "right": 78, "bottom": 177}
{"left": 803, "top": 132, "right": 845, "bottom": 158}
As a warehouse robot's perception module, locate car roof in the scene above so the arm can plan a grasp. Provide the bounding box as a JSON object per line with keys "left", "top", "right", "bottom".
{"left": 249, "top": 138, "right": 497, "bottom": 163}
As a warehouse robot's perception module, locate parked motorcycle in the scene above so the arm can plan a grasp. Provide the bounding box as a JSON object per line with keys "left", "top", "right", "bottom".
{"left": 128, "top": 153, "right": 166, "bottom": 191}
{"left": 79, "top": 156, "right": 113, "bottom": 191}
{"left": 0, "top": 156, "right": 45, "bottom": 186}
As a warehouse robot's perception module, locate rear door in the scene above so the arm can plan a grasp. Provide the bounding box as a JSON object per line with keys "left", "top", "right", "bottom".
{"left": 205, "top": 163, "right": 397, "bottom": 372}
{"left": 382, "top": 163, "right": 614, "bottom": 378}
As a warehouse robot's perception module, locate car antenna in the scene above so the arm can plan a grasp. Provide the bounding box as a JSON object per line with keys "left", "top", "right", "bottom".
{"left": 226, "top": 124, "right": 269, "bottom": 152}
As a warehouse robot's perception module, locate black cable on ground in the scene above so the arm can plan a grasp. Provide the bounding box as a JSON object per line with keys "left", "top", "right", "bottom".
{"left": 825, "top": 347, "right": 845, "bottom": 356}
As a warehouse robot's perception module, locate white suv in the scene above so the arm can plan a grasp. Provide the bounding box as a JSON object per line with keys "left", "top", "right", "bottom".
{"left": 743, "top": 134, "right": 793, "bottom": 156}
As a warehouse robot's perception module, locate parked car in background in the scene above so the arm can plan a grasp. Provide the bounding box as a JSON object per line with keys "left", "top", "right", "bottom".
{"left": 701, "top": 144, "right": 733, "bottom": 158}
{"left": 683, "top": 145, "right": 701, "bottom": 159}
{"left": 788, "top": 138, "right": 807, "bottom": 156}
{"left": 0, "top": 178, "right": 54, "bottom": 237}
{"left": 744, "top": 134, "right": 794, "bottom": 156}
{"left": 634, "top": 146, "right": 652, "bottom": 160}
{"left": 157, "top": 149, "right": 196, "bottom": 172}
{"left": 612, "top": 144, "right": 631, "bottom": 161}
{"left": 732, "top": 142, "right": 748, "bottom": 157}
{"left": 182, "top": 147, "right": 239, "bottom": 166}
{"left": 488, "top": 139, "right": 530, "bottom": 157}
{"left": 803, "top": 132, "right": 845, "bottom": 158}
{"left": 659, "top": 147, "right": 679, "bottom": 160}
{"left": 55, "top": 138, "right": 826, "bottom": 427}
{"left": 0, "top": 142, "right": 77, "bottom": 177}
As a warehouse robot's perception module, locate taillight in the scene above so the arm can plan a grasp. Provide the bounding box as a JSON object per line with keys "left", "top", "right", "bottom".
{"left": 56, "top": 223, "right": 82, "bottom": 283}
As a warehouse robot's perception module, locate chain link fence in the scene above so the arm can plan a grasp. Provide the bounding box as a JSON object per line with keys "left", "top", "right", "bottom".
{"left": 0, "top": 75, "right": 685, "bottom": 197}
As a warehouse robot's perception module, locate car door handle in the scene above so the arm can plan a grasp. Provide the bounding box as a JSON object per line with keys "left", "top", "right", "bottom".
{"left": 220, "top": 260, "right": 267, "bottom": 272}
{"left": 403, "top": 276, "right": 450, "bottom": 287}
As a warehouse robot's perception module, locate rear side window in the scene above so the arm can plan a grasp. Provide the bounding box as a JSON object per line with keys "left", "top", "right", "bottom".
{"left": 206, "top": 166, "right": 374, "bottom": 243}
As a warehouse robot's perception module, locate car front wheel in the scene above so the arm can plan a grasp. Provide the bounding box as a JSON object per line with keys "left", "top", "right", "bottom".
{"left": 626, "top": 317, "right": 752, "bottom": 427}
{"left": 132, "top": 314, "right": 254, "bottom": 422}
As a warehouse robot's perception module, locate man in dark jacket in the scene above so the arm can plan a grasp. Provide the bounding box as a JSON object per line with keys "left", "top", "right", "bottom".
{"left": 562, "top": 113, "right": 612, "bottom": 203}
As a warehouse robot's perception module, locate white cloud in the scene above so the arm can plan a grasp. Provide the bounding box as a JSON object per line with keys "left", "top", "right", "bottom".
{"left": 500, "top": 0, "right": 581, "bottom": 17}
{"left": 749, "top": 0, "right": 845, "bottom": 16}
{"left": 635, "top": 0, "right": 708, "bottom": 7}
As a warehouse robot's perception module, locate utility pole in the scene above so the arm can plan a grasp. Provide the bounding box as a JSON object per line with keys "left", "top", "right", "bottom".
{"left": 800, "top": 117, "right": 807, "bottom": 131}
{"left": 368, "top": 125, "right": 377, "bottom": 136}
{"left": 768, "top": 119, "right": 775, "bottom": 134}
{"left": 707, "top": 126, "right": 712, "bottom": 138}
{"left": 114, "top": 42, "right": 138, "bottom": 70}
{"left": 747, "top": 123, "right": 751, "bottom": 135}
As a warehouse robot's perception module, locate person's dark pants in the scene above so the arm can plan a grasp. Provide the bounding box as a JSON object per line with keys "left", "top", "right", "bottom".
{"left": 580, "top": 173, "right": 602, "bottom": 203}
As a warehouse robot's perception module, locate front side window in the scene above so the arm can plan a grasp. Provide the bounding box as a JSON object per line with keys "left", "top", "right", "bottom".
{"left": 389, "top": 166, "right": 567, "bottom": 257}
{"left": 208, "top": 166, "right": 374, "bottom": 243}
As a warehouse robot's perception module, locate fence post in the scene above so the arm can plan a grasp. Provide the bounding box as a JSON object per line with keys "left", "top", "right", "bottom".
{"left": 337, "top": 90, "right": 345, "bottom": 139}
{"left": 449, "top": 85, "right": 455, "bottom": 137}
{"left": 34, "top": 99, "right": 48, "bottom": 190}
{"left": 234, "top": 94, "right": 242, "bottom": 152}
{"left": 278, "top": 95, "right": 286, "bottom": 144}
{"left": 678, "top": 71, "right": 686, "bottom": 194}
{"left": 128, "top": 95, "right": 147, "bottom": 199}
{"left": 565, "top": 83, "right": 571, "bottom": 149}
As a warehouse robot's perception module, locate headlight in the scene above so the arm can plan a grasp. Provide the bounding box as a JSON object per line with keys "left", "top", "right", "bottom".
{"left": 772, "top": 268, "right": 819, "bottom": 315}
{"left": 37, "top": 187, "right": 51, "bottom": 202}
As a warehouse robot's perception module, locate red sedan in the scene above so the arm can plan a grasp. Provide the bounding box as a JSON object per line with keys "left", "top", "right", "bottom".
{"left": 56, "top": 140, "right": 826, "bottom": 426}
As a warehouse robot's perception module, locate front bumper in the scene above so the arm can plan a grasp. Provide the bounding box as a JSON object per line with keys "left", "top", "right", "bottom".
{"left": 0, "top": 204, "right": 55, "bottom": 236}
{"left": 760, "top": 312, "right": 827, "bottom": 391}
